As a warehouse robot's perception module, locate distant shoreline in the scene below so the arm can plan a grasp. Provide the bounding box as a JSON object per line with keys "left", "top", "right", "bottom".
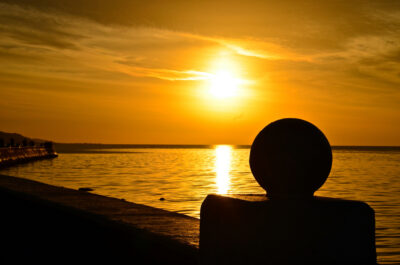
{"left": 54, "top": 143, "right": 400, "bottom": 153}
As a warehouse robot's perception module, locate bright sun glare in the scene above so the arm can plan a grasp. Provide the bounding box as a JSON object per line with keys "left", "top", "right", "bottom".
{"left": 209, "top": 70, "right": 240, "bottom": 99}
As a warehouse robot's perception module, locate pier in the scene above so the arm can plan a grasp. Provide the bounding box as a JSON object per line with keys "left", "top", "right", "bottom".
{"left": 0, "top": 145, "right": 58, "bottom": 168}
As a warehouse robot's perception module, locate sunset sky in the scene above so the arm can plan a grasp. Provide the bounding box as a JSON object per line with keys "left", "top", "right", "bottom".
{"left": 0, "top": 0, "right": 399, "bottom": 145}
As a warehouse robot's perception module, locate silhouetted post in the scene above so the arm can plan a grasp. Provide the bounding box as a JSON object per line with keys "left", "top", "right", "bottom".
{"left": 200, "top": 118, "right": 376, "bottom": 265}
{"left": 0, "top": 138, "right": 4, "bottom": 147}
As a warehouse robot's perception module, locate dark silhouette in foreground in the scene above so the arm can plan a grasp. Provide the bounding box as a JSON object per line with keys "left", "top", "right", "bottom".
{"left": 200, "top": 118, "right": 377, "bottom": 265}
{"left": 0, "top": 175, "right": 198, "bottom": 265}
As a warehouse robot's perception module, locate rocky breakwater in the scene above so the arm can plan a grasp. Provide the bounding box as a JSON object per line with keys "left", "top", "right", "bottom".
{"left": 0, "top": 142, "right": 58, "bottom": 167}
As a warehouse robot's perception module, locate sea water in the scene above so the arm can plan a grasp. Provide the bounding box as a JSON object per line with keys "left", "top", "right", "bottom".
{"left": 1, "top": 146, "right": 399, "bottom": 264}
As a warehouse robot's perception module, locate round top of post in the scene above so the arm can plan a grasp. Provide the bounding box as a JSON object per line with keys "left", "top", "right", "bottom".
{"left": 249, "top": 118, "right": 332, "bottom": 199}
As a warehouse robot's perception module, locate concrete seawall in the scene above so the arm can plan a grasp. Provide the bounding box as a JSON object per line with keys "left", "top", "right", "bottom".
{"left": 0, "top": 146, "right": 58, "bottom": 167}
{"left": 0, "top": 174, "right": 199, "bottom": 265}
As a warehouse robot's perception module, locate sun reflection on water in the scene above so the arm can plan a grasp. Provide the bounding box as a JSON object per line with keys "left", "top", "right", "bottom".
{"left": 214, "top": 145, "right": 232, "bottom": 194}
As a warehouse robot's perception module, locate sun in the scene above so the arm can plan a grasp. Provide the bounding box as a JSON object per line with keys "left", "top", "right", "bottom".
{"left": 209, "top": 70, "right": 240, "bottom": 99}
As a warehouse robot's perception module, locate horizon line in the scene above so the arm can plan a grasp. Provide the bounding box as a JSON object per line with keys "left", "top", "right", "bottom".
{"left": 53, "top": 143, "right": 400, "bottom": 148}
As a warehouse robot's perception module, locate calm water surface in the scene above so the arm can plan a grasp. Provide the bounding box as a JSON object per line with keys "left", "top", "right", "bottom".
{"left": 1, "top": 146, "right": 399, "bottom": 264}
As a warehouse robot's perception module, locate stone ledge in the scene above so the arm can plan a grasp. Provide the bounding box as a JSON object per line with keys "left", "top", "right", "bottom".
{"left": 0, "top": 174, "right": 199, "bottom": 265}
{"left": 200, "top": 194, "right": 376, "bottom": 265}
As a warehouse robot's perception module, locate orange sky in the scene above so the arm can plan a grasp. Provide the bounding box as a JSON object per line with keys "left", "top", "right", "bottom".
{"left": 0, "top": 1, "right": 399, "bottom": 145}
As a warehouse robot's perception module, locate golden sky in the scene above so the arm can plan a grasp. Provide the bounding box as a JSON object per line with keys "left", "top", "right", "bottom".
{"left": 0, "top": 0, "right": 399, "bottom": 145}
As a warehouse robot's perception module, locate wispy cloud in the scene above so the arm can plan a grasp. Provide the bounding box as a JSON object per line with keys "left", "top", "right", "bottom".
{"left": 0, "top": 3, "right": 280, "bottom": 83}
